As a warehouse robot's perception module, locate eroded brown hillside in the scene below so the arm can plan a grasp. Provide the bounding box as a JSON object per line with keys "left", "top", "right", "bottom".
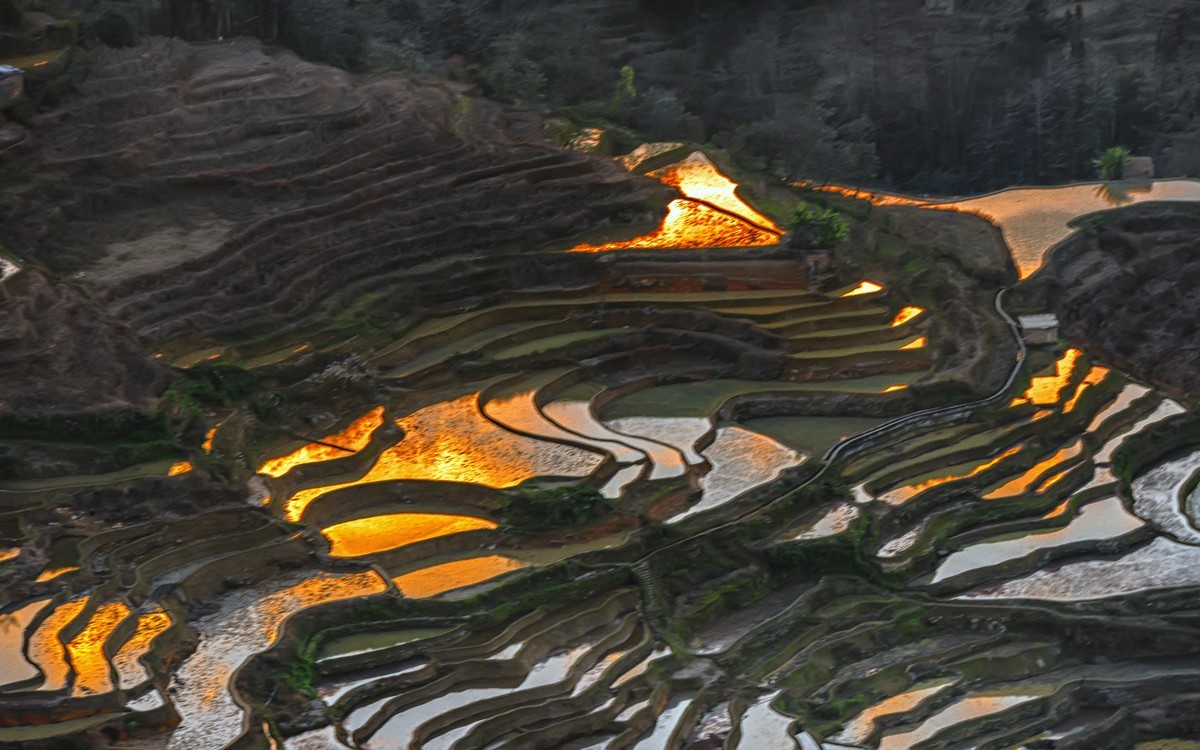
{"left": 1, "top": 38, "right": 667, "bottom": 349}
{"left": 1040, "top": 202, "right": 1200, "bottom": 401}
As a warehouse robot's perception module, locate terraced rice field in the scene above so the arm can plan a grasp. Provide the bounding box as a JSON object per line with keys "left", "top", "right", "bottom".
{"left": 818, "top": 180, "right": 1200, "bottom": 278}
{"left": 4, "top": 136, "right": 1200, "bottom": 750}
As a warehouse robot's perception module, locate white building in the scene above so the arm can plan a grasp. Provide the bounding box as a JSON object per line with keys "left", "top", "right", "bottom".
{"left": 1018, "top": 314, "right": 1060, "bottom": 346}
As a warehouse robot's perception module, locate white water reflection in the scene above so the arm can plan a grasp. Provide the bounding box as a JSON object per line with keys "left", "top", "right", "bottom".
{"left": 0, "top": 256, "right": 18, "bottom": 282}
{"left": 631, "top": 694, "right": 694, "bottom": 749}
{"left": 366, "top": 642, "right": 594, "bottom": 749}
{"left": 1093, "top": 400, "right": 1185, "bottom": 465}
{"left": 166, "top": 570, "right": 384, "bottom": 750}
{"left": 286, "top": 725, "right": 352, "bottom": 748}
{"left": 606, "top": 417, "right": 710, "bottom": 465}
{"left": 672, "top": 426, "right": 803, "bottom": 523}
{"left": 602, "top": 464, "right": 645, "bottom": 499}
{"left": 543, "top": 400, "right": 648, "bottom": 464}
{"left": 484, "top": 391, "right": 627, "bottom": 463}
{"left": 877, "top": 526, "right": 923, "bottom": 559}
{"left": 736, "top": 692, "right": 797, "bottom": 749}
{"left": 931, "top": 497, "right": 1143, "bottom": 584}
{"left": 790, "top": 504, "right": 860, "bottom": 541}
{"left": 961, "top": 536, "right": 1200, "bottom": 601}
{"left": 1131, "top": 449, "right": 1200, "bottom": 543}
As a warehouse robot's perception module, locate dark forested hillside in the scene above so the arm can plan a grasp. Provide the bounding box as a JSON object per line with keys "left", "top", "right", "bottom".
{"left": 11, "top": 0, "right": 1200, "bottom": 193}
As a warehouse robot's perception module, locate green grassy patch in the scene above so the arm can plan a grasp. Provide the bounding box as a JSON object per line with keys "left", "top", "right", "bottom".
{"left": 742, "top": 416, "right": 888, "bottom": 456}
{"left": 492, "top": 328, "right": 629, "bottom": 360}
{"left": 317, "top": 627, "right": 454, "bottom": 661}
{"left": 603, "top": 373, "right": 920, "bottom": 419}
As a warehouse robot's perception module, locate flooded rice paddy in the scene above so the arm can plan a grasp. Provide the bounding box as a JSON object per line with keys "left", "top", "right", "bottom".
{"left": 821, "top": 179, "right": 1200, "bottom": 277}
{"left": 7, "top": 141, "right": 1200, "bottom": 750}
{"left": 735, "top": 692, "right": 796, "bottom": 749}
{"left": 322, "top": 513, "right": 497, "bottom": 558}
{"left": 259, "top": 406, "right": 385, "bottom": 478}
{"left": 937, "top": 181, "right": 1200, "bottom": 278}
{"left": 282, "top": 394, "right": 602, "bottom": 521}
{"left": 829, "top": 678, "right": 958, "bottom": 746}
{"left": 391, "top": 555, "right": 527, "bottom": 598}
{"left": 876, "top": 692, "right": 1042, "bottom": 749}
{"left": 573, "top": 152, "right": 781, "bottom": 251}
{"left": 672, "top": 426, "right": 803, "bottom": 523}
{"left": 165, "top": 570, "right": 384, "bottom": 749}
{"left": 931, "top": 496, "right": 1144, "bottom": 583}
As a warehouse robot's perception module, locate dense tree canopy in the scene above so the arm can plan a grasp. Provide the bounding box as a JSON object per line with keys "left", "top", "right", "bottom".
{"left": 15, "top": 0, "right": 1200, "bottom": 192}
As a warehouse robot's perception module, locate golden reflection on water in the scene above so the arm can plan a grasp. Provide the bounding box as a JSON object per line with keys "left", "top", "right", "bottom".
{"left": 572, "top": 199, "right": 780, "bottom": 252}
{"left": 322, "top": 513, "right": 497, "bottom": 558}
{"left": 938, "top": 182, "right": 1200, "bottom": 279}
{"left": 68, "top": 601, "right": 130, "bottom": 695}
{"left": 165, "top": 569, "right": 386, "bottom": 750}
{"left": 900, "top": 336, "right": 927, "bottom": 350}
{"left": 259, "top": 406, "right": 385, "bottom": 478}
{"left": 1043, "top": 499, "right": 1073, "bottom": 519}
{"left": 983, "top": 440, "right": 1082, "bottom": 500}
{"left": 878, "top": 694, "right": 1039, "bottom": 750}
{"left": 1023, "top": 348, "right": 1082, "bottom": 406}
{"left": 843, "top": 280, "right": 884, "bottom": 297}
{"left": 834, "top": 679, "right": 957, "bottom": 745}
{"left": 572, "top": 152, "right": 781, "bottom": 251}
{"left": 168, "top": 461, "right": 192, "bottom": 476}
{"left": 883, "top": 385, "right": 908, "bottom": 393}
{"left": 802, "top": 184, "right": 932, "bottom": 207}
{"left": 0, "top": 548, "right": 17, "bottom": 564}
{"left": 112, "top": 609, "right": 171, "bottom": 689}
{"left": 891, "top": 306, "right": 925, "bottom": 327}
{"left": 649, "top": 152, "right": 780, "bottom": 230}
{"left": 816, "top": 181, "right": 1200, "bottom": 278}
{"left": 878, "top": 446, "right": 1022, "bottom": 505}
{"left": 284, "top": 394, "right": 599, "bottom": 521}
{"left": 392, "top": 555, "right": 527, "bottom": 599}
{"left": 259, "top": 571, "right": 385, "bottom": 642}
{"left": 1063, "top": 366, "right": 1110, "bottom": 413}
{"left": 29, "top": 597, "right": 88, "bottom": 691}
{"left": 35, "top": 565, "right": 79, "bottom": 583}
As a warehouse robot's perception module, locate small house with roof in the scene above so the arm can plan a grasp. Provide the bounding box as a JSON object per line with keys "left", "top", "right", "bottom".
{"left": 1018, "top": 314, "right": 1060, "bottom": 346}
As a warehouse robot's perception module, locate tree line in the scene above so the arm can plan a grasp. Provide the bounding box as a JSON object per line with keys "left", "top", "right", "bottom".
{"left": 19, "top": 0, "right": 1200, "bottom": 192}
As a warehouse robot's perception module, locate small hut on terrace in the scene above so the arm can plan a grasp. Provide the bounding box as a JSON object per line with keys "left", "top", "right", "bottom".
{"left": 0, "top": 65, "right": 23, "bottom": 108}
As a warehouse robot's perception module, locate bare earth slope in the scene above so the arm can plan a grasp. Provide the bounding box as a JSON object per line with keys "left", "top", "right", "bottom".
{"left": 1042, "top": 202, "right": 1200, "bottom": 401}
{"left": 0, "top": 268, "right": 167, "bottom": 415}
{"left": 1, "top": 37, "right": 666, "bottom": 349}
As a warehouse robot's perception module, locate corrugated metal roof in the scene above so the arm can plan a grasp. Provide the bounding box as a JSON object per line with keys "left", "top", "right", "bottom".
{"left": 1018, "top": 314, "right": 1059, "bottom": 330}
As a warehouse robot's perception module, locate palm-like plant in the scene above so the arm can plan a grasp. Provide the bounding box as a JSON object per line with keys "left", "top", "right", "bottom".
{"left": 1093, "top": 146, "right": 1133, "bottom": 181}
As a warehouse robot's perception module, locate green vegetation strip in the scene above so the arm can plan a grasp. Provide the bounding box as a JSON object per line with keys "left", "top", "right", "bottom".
{"left": 318, "top": 627, "right": 454, "bottom": 661}
{"left": 0, "top": 459, "right": 179, "bottom": 492}
{"left": 492, "top": 328, "right": 630, "bottom": 360}
{"left": 388, "top": 321, "right": 549, "bottom": 375}
{"left": 604, "top": 373, "right": 919, "bottom": 419}
{"left": 741, "top": 416, "right": 890, "bottom": 456}
{"left": 0, "top": 714, "right": 121, "bottom": 741}
{"left": 790, "top": 335, "right": 924, "bottom": 360}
